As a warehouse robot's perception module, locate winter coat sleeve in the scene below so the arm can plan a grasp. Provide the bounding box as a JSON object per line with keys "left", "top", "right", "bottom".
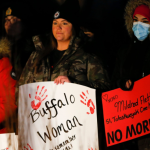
{"left": 69, "top": 54, "right": 110, "bottom": 90}
{"left": 111, "top": 47, "right": 134, "bottom": 91}
{"left": 0, "top": 58, "right": 17, "bottom": 123}
{"left": 111, "top": 51, "right": 123, "bottom": 89}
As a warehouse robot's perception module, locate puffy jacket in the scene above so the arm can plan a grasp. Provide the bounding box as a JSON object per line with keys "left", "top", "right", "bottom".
{"left": 0, "top": 38, "right": 17, "bottom": 133}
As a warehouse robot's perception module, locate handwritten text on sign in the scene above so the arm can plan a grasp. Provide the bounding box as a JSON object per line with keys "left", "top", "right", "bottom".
{"left": 102, "top": 75, "right": 150, "bottom": 147}
{"left": 19, "top": 82, "right": 99, "bottom": 150}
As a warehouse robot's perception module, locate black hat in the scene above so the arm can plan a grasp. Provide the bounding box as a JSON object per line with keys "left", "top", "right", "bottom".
{"left": 53, "top": 0, "right": 80, "bottom": 32}
{"left": 5, "top": 2, "right": 31, "bottom": 24}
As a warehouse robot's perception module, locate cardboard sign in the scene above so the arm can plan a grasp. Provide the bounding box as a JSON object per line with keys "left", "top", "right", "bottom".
{"left": 18, "top": 82, "right": 99, "bottom": 150}
{"left": 102, "top": 75, "right": 150, "bottom": 147}
{"left": 0, "top": 133, "right": 18, "bottom": 150}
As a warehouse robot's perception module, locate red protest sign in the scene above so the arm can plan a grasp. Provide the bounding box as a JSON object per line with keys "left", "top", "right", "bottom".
{"left": 102, "top": 75, "right": 150, "bottom": 147}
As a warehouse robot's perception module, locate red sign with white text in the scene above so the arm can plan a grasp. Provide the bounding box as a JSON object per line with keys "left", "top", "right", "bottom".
{"left": 102, "top": 75, "right": 150, "bottom": 147}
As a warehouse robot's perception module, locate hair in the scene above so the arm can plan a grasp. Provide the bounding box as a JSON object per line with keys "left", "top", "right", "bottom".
{"left": 33, "top": 25, "right": 76, "bottom": 67}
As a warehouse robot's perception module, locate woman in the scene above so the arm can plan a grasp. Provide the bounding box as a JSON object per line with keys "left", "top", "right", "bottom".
{"left": 17, "top": 0, "right": 110, "bottom": 89}
{"left": 112, "top": 0, "right": 150, "bottom": 149}
{"left": 17, "top": 1, "right": 110, "bottom": 149}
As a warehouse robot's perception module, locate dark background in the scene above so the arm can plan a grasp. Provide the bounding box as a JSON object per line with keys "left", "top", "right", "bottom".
{"left": 0, "top": 1, "right": 130, "bottom": 149}
{"left": 0, "top": 0, "right": 130, "bottom": 77}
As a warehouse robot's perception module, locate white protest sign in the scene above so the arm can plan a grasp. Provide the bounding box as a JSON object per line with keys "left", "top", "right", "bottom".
{"left": 0, "top": 133, "right": 18, "bottom": 150}
{"left": 18, "top": 82, "right": 99, "bottom": 150}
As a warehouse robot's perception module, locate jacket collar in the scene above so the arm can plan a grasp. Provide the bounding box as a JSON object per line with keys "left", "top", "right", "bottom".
{"left": 52, "top": 36, "right": 82, "bottom": 67}
{"left": 0, "top": 38, "right": 11, "bottom": 58}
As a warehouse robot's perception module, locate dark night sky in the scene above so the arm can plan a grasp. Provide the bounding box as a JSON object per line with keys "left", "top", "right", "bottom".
{"left": 0, "top": 0, "right": 128, "bottom": 33}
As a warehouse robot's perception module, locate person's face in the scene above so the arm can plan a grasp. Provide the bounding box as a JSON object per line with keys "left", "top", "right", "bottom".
{"left": 4, "top": 15, "right": 23, "bottom": 37}
{"left": 133, "top": 14, "right": 150, "bottom": 24}
{"left": 52, "top": 18, "right": 73, "bottom": 42}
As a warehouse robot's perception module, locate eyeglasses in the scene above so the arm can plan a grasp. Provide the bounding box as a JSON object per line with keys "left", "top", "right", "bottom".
{"left": 5, "top": 16, "right": 21, "bottom": 24}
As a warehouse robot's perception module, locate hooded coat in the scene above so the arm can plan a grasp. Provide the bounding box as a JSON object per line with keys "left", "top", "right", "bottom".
{"left": 112, "top": 0, "right": 150, "bottom": 150}
{"left": 112, "top": 0, "right": 150, "bottom": 90}
{"left": 0, "top": 38, "right": 17, "bottom": 133}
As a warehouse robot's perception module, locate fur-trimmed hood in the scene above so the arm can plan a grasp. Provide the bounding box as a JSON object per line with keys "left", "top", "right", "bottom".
{"left": 0, "top": 38, "right": 11, "bottom": 58}
{"left": 124, "top": 0, "right": 150, "bottom": 38}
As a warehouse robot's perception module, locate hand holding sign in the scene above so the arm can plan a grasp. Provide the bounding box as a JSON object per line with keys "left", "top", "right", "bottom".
{"left": 54, "top": 76, "right": 71, "bottom": 84}
{"left": 29, "top": 85, "right": 48, "bottom": 110}
{"left": 125, "top": 80, "right": 132, "bottom": 89}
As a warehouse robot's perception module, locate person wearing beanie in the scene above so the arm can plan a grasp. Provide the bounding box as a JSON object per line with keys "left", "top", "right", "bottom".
{"left": 16, "top": 0, "right": 110, "bottom": 148}
{"left": 5, "top": 7, "right": 24, "bottom": 39}
{"left": 112, "top": 0, "right": 150, "bottom": 149}
{"left": 4, "top": 2, "right": 32, "bottom": 39}
{"left": 3, "top": 3, "right": 35, "bottom": 80}
{"left": 0, "top": 3, "right": 35, "bottom": 133}
{"left": 17, "top": 0, "right": 110, "bottom": 90}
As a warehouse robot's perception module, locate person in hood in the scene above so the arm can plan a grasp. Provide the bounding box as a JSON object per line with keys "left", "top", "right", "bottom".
{"left": 112, "top": 0, "right": 150, "bottom": 149}
{"left": 0, "top": 3, "right": 35, "bottom": 133}
{"left": 112, "top": 0, "right": 150, "bottom": 90}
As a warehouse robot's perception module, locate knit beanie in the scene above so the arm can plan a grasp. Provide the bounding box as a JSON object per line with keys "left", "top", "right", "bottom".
{"left": 5, "top": 2, "right": 31, "bottom": 25}
{"left": 53, "top": 0, "right": 80, "bottom": 33}
{"left": 133, "top": 4, "right": 150, "bottom": 21}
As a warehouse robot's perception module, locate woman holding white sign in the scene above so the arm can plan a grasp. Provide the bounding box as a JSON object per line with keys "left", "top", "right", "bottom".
{"left": 17, "top": 0, "right": 110, "bottom": 149}
{"left": 112, "top": 0, "right": 150, "bottom": 150}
